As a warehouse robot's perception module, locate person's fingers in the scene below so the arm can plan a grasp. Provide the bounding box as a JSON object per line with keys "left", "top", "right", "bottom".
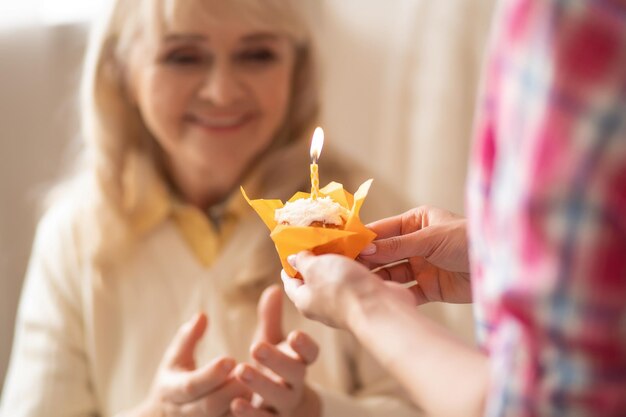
{"left": 250, "top": 341, "right": 305, "bottom": 388}
{"left": 280, "top": 270, "right": 314, "bottom": 316}
{"left": 254, "top": 285, "right": 284, "bottom": 345}
{"left": 280, "top": 270, "right": 302, "bottom": 303}
{"left": 178, "top": 379, "right": 252, "bottom": 417}
{"left": 364, "top": 214, "right": 470, "bottom": 273}
{"left": 163, "top": 312, "right": 208, "bottom": 369}
{"left": 286, "top": 331, "right": 319, "bottom": 365}
{"left": 365, "top": 205, "right": 465, "bottom": 241}
{"left": 364, "top": 212, "right": 408, "bottom": 240}
{"left": 417, "top": 269, "right": 473, "bottom": 304}
{"left": 361, "top": 228, "right": 436, "bottom": 264}
{"left": 292, "top": 252, "right": 363, "bottom": 281}
{"left": 363, "top": 217, "right": 468, "bottom": 269}
{"left": 234, "top": 363, "right": 291, "bottom": 411}
{"left": 374, "top": 261, "right": 416, "bottom": 285}
{"left": 409, "top": 282, "right": 429, "bottom": 305}
{"left": 161, "top": 356, "right": 237, "bottom": 403}
{"left": 231, "top": 398, "right": 276, "bottom": 417}
{"left": 291, "top": 251, "right": 320, "bottom": 282}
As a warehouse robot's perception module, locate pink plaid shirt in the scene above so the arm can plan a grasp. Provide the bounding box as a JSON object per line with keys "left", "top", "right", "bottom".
{"left": 467, "top": 0, "right": 626, "bottom": 415}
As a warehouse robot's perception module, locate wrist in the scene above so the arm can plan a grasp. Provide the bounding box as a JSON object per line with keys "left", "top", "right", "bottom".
{"left": 292, "top": 385, "right": 321, "bottom": 417}
{"left": 343, "top": 275, "right": 386, "bottom": 334}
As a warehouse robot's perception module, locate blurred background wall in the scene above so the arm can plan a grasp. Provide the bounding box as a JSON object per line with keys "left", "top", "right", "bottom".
{"left": 0, "top": 22, "right": 87, "bottom": 396}
{"left": 0, "top": 0, "right": 495, "bottom": 395}
{"left": 319, "top": 0, "right": 494, "bottom": 212}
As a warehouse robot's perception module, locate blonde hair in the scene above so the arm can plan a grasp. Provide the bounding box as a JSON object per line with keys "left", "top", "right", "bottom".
{"left": 58, "top": 0, "right": 319, "bottom": 266}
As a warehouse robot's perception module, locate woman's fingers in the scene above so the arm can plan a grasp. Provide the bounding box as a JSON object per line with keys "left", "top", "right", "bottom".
{"left": 281, "top": 270, "right": 314, "bottom": 317}
{"left": 364, "top": 222, "right": 469, "bottom": 271}
{"left": 361, "top": 207, "right": 470, "bottom": 275}
{"left": 287, "top": 253, "right": 375, "bottom": 329}
{"left": 158, "top": 313, "right": 240, "bottom": 404}
{"left": 364, "top": 212, "right": 408, "bottom": 240}
{"left": 236, "top": 333, "right": 319, "bottom": 412}
{"left": 377, "top": 259, "right": 472, "bottom": 304}
{"left": 162, "top": 356, "right": 237, "bottom": 403}
{"left": 291, "top": 251, "right": 318, "bottom": 280}
{"left": 286, "top": 331, "right": 319, "bottom": 365}
{"left": 248, "top": 333, "right": 318, "bottom": 389}
{"left": 231, "top": 398, "right": 276, "bottom": 417}
{"left": 234, "top": 363, "right": 293, "bottom": 411}
{"left": 151, "top": 312, "right": 265, "bottom": 415}
{"left": 163, "top": 312, "right": 208, "bottom": 370}
{"left": 254, "top": 285, "right": 284, "bottom": 345}
{"left": 280, "top": 270, "right": 304, "bottom": 304}
{"left": 361, "top": 229, "right": 436, "bottom": 264}
{"left": 178, "top": 379, "right": 252, "bottom": 417}
{"left": 251, "top": 341, "right": 304, "bottom": 386}
{"left": 374, "top": 261, "right": 418, "bottom": 284}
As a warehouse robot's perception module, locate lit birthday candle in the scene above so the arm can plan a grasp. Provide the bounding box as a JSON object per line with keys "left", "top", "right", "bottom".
{"left": 309, "top": 127, "right": 324, "bottom": 199}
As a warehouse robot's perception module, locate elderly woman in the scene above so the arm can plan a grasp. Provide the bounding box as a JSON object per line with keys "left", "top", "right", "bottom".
{"left": 0, "top": 1, "right": 426, "bottom": 416}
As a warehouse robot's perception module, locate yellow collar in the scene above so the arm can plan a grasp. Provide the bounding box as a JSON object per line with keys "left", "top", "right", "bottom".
{"left": 169, "top": 193, "right": 245, "bottom": 267}
{"left": 120, "top": 135, "right": 311, "bottom": 267}
{"left": 121, "top": 153, "right": 248, "bottom": 267}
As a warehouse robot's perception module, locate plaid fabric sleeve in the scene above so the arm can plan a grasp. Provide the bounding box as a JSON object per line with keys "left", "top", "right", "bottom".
{"left": 468, "top": 0, "right": 626, "bottom": 415}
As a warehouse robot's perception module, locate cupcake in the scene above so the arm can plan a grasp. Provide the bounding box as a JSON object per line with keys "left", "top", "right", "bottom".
{"left": 242, "top": 180, "right": 376, "bottom": 278}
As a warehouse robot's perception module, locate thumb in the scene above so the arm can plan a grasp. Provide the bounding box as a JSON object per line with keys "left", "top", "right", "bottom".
{"left": 254, "top": 285, "right": 284, "bottom": 345}
{"left": 163, "top": 312, "right": 208, "bottom": 370}
{"left": 361, "top": 227, "right": 441, "bottom": 264}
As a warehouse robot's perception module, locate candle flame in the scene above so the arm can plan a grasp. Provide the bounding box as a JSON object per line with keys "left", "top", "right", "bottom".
{"left": 310, "top": 127, "right": 324, "bottom": 163}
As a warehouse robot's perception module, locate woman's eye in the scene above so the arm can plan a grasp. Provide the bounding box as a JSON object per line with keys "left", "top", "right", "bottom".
{"left": 237, "top": 48, "right": 278, "bottom": 65}
{"left": 163, "top": 49, "right": 207, "bottom": 66}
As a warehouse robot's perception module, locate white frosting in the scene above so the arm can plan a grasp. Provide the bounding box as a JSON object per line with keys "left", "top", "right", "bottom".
{"left": 275, "top": 197, "right": 349, "bottom": 227}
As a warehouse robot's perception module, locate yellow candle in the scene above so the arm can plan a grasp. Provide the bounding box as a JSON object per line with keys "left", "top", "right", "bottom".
{"left": 309, "top": 127, "right": 324, "bottom": 200}
{"left": 310, "top": 162, "right": 319, "bottom": 199}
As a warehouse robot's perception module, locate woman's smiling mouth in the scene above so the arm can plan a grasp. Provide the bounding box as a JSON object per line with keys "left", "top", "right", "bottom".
{"left": 185, "top": 112, "right": 256, "bottom": 133}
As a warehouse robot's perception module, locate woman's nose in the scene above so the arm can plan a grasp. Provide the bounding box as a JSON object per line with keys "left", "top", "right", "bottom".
{"left": 197, "top": 62, "right": 245, "bottom": 106}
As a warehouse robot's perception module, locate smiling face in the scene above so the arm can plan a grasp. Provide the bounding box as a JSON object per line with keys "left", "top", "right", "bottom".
{"left": 127, "top": 5, "right": 298, "bottom": 207}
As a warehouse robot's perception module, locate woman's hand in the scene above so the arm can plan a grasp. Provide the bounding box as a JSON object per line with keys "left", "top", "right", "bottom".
{"left": 130, "top": 313, "right": 252, "bottom": 417}
{"left": 232, "top": 285, "right": 321, "bottom": 417}
{"left": 282, "top": 253, "right": 414, "bottom": 330}
{"left": 359, "top": 205, "right": 472, "bottom": 304}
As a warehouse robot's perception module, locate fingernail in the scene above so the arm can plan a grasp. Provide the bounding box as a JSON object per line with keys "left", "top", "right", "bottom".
{"left": 360, "top": 243, "right": 377, "bottom": 256}
{"left": 292, "top": 333, "right": 303, "bottom": 348}
{"left": 239, "top": 367, "right": 253, "bottom": 382}
{"left": 190, "top": 312, "right": 201, "bottom": 324}
{"left": 287, "top": 254, "right": 297, "bottom": 268}
{"left": 184, "top": 312, "right": 201, "bottom": 331}
{"left": 232, "top": 400, "right": 247, "bottom": 413}
{"left": 254, "top": 344, "right": 269, "bottom": 360}
{"left": 221, "top": 358, "right": 235, "bottom": 373}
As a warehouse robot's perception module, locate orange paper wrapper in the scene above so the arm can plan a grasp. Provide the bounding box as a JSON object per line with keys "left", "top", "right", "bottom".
{"left": 241, "top": 179, "right": 377, "bottom": 277}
